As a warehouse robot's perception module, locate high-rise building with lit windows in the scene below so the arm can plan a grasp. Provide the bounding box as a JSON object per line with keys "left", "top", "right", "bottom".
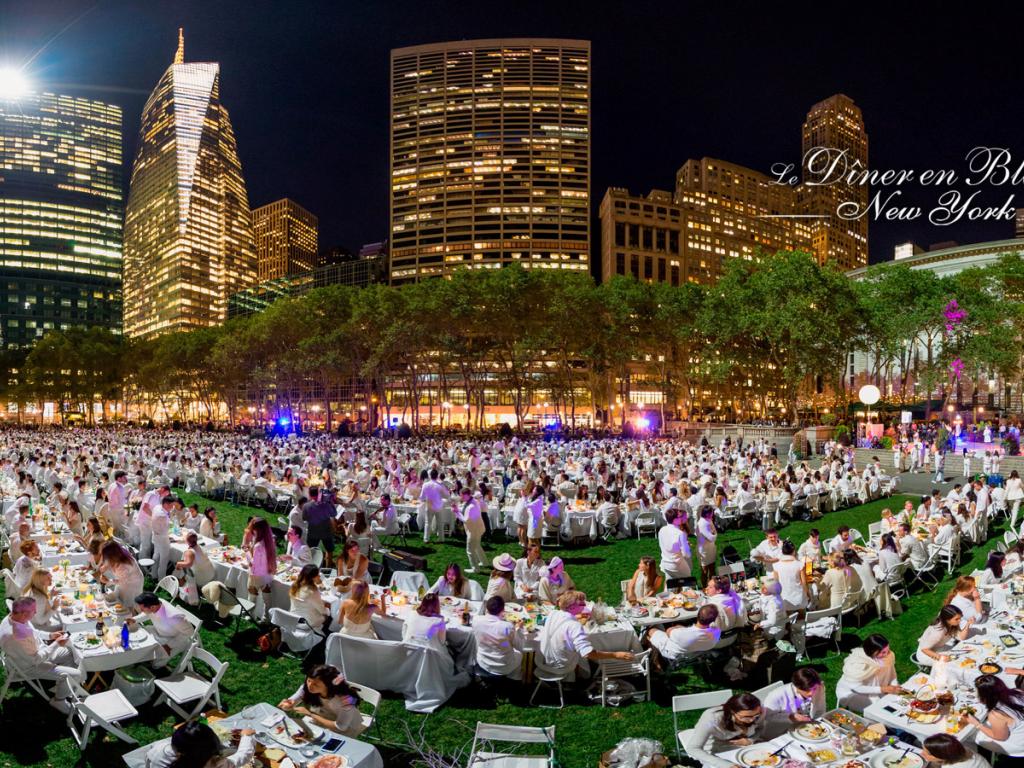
{"left": 252, "top": 198, "right": 318, "bottom": 281}
{"left": 798, "top": 93, "right": 869, "bottom": 271}
{"left": 599, "top": 159, "right": 813, "bottom": 285}
{"left": 0, "top": 90, "right": 122, "bottom": 349}
{"left": 389, "top": 38, "right": 590, "bottom": 284}
{"left": 123, "top": 30, "right": 255, "bottom": 339}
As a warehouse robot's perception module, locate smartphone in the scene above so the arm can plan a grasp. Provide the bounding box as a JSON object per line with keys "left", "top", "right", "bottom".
{"left": 321, "top": 737, "right": 345, "bottom": 752}
{"left": 883, "top": 705, "right": 897, "bottom": 713}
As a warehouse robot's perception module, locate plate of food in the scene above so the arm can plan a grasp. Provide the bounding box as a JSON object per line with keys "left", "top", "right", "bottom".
{"left": 838, "top": 762, "right": 866, "bottom": 768}
{"left": 806, "top": 748, "right": 839, "bottom": 765}
{"left": 642, "top": 596, "right": 660, "bottom": 608}
{"left": 626, "top": 607, "right": 649, "bottom": 618}
{"left": 681, "top": 601, "right": 697, "bottom": 611}
{"left": 268, "top": 718, "right": 323, "bottom": 748}
{"left": 979, "top": 661, "right": 1002, "bottom": 675}
{"left": 309, "top": 756, "right": 348, "bottom": 768}
{"left": 792, "top": 721, "right": 831, "bottom": 742}
{"left": 735, "top": 746, "right": 782, "bottom": 767}
{"left": 825, "top": 709, "right": 868, "bottom": 733}
{"left": 682, "top": 589, "right": 699, "bottom": 599}
{"left": 658, "top": 607, "right": 679, "bottom": 619}
{"left": 868, "top": 749, "right": 924, "bottom": 768}
{"left": 72, "top": 633, "right": 103, "bottom": 650}
{"left": 1001, "top": 635, "right": 1019, "bottom": 648}
{"left": 441, "top": 596, "right": 459, "bottom": 606}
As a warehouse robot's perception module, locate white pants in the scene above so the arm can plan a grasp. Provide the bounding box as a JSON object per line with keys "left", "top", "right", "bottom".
{"left": 1012, "top": 499, "right": 1022, "bottom": 530}
{"left": 151, "top": 630, "right": 193, "bottom": 668}
{"left": 465, "top": 524, "right": 487, "bottom": 569}
{"left": 422, "top": 508, "right": 444, "bottom": 542}
{"left": 152, "top": 533, "right": 170, "bottom": 579}
{"left": 137, "top": 524, "right": 153, "bottom": 561}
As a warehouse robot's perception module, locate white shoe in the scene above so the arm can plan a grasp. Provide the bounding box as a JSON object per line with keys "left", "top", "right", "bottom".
{"left": 465, "top": 568, "right": 476, "bottom": 574}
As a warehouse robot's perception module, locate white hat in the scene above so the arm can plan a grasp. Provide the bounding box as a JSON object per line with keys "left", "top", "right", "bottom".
{"left": 547, "top": 556, "right": 564, "bottom": 574}
{"left": 492, "top": 553, "right": 515, "bottom": 572}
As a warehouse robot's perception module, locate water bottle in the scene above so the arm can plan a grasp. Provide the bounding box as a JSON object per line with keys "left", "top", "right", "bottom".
{"left": 121, "top": 622, "right": 130, "bottom": 650}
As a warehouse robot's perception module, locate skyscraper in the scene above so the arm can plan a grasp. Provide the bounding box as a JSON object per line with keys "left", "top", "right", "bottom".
{"left": 799, "top": 94, "right": 869, "bottom": 271}
{"left": 123, "top": 30, "right": 255, "bottom": 339}
{"left": 0, "top": 89, "right": 122, "bottom": 349}
{"left": 389, "top": 38, "right": 590, "bottom": 284}
{"left": 252, "top": 198, "right": 318, "bottom": 281}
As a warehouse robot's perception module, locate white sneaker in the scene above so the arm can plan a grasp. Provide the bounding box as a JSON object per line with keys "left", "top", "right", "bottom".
{"left": 465, "top": 568, "right": 476, "bottom": 574}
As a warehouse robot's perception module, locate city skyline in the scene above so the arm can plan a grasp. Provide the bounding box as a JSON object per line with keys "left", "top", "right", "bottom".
{"left": 5, "top": 2, "right": 1024, "bottom": 269}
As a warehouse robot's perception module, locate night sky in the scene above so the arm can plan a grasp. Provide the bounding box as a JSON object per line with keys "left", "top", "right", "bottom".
{"left": 3, "top": 1, "right": 1023, "bottom": 269}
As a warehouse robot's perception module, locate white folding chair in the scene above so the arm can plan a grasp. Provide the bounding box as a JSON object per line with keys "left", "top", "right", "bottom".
{"left": 633, "top": 509, "right": 659, "bottom": 538}
{"left": 0, "top": 648, "right": 50, "bottom": 708}
{"left": 597, "top": 650, "right": 650, "bottom": 706}
{"left": 309, "top": 547, "right": 325, "bottom": 568}
{"left": 466, "top": 579, "right": 485, "bottom": 601}
{"left": 268, "top": 607, "right": 323, "bottom": 655}
{"left": 796, "top": 605, "right": 843, "bottom": 659}
{"left": 156, "top": 575, "right": 179, "bottom": 602}
{"left": 153, "top": 646, "right": 227, "bottom": 720}
{"left": 752, "top": 680, "right": 784, "bottom": 700}
{"left": 389, "top": 570, "right": 429, "bottom": 594}
{"left": 529, "top": 654, "right": 572, "bottom": 709}
{"left": 673, "top": 690, "right": 733, "bottom": 759}
{"left": 63, "top": 675, "right": 138, "bottom": 747}
{"left": 2, "top": 568, "right": 18, "bottom": 597}
{"left": 347, "top": 682, "right": 381, "bottom": 736}
{"left": 468, "top": 722, "right": 555, "bottom": 768}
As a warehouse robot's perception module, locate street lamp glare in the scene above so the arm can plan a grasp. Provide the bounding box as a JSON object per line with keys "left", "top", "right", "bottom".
{"left": 0, "top": 67, "right": 29, "bottom": 100}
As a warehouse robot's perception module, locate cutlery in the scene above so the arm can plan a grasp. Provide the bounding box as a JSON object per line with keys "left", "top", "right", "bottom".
{"left": 770, "top": 740, "right": 793, "bottom": 757}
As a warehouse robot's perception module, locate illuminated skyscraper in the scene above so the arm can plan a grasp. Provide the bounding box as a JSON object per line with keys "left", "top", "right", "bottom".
{"left": 799, "top": 94, "right": 869, "bottom": 271}
{"left": 389, "top": 39, "right": 590, "bottom": 284}
{"left": 252, "top": 198, "right": 318, "bottom": 281}
{"left": 123, "top": 30, "right": 255, "bottom": 339}
{"left": 0, "top": 89, "right": 122, "bottom": 349}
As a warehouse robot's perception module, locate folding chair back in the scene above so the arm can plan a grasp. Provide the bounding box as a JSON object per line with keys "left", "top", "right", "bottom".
{"left": 157, "top": 575, "right": 179, "bottom": 602}
{"left": 752, "top": 680, "right": 783, "bottom": 699}
{"left": 347, "top": 682, "right": 381, "bottom": 734}
{"left": 672, "top": 690, "right": 732, "bottom": 758}
{"left": 470, "top": 722, "right": 555, "bottom": 767}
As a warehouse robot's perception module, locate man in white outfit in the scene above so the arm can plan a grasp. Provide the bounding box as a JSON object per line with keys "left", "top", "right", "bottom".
{"left": 454, "top": 486, "right": 487, "bottom": 572}
{"left": 419, "top": 469, "right": 450, "bottom": 543}
{"left": 130, "top": 592, "right": 194, "bottom": 667}
{"left": 0, "top": 597, "right": 82, "bottom": 705}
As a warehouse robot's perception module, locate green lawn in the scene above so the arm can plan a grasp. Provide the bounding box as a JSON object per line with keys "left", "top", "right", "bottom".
{"left": 0, "top": 491, "right": 999, "bottom": 768}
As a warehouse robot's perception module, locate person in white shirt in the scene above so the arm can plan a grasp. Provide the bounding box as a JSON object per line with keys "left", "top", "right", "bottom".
{"left": 286, "top": 565, "right": 332, "bottom": 633}
{"left": 948, "top": 576, "right": 984, "bottom": 627}
{"left": 136, "top": 480, "right": 164, "bottom": 560}
{"left": 130, "top": 592, "right": 194, "bottom": 667}
{"left": 150, "top": 495, "right": 173, "bottom": 579}
{"left": 772, "top": 540, "right": 810, "bottom": 611}
{"left": 472, "top": 595, "right": 523, "bottom": 680}
{"left": 797, "top": 529, "right": 822, "bottom": 562}
{"left": 827, "top": 525, "right": 856, "bottom": 554}
{"left": 537, "top": 590, "right": 633, "bottom": 681}
{"left": 898, "top": 523, "right": 930, "bottom": 570}
{"left": 755, "top": 579, "right": 787, "bottom": 640}
{"left": 750, "top": 529, "right": 783, "bottom": 573}
{"left": 681, "top": 691, "right": 764, "bottom": 768}
{"left": 646, "top": 604, "right": 721, "bottom": 663}
{"left": 0, "top": 597, "right": 81, "bottom": 701}
{"left": 836, "top": 633, "right": 903, "bottom": 712}
{"left": 106, "top": 470, "right": 129, "bottom": 535}
{"left": 419, "top": 469, "right": 450, "bottom": 543}
{"left": 145, "top": 719, "right": 256, "bottom": 768}
{"left": 513, "top": 543, "right": 544, "bottom": 598}
{"left": 874, "top": 533, "right": 903, "bottom": 580}
{"left": 917, "top": 605, "right": 972, "bottom": 665}
{"left": 402, "top": 593, "right": 448, "bottom": 655}
{"left": 283, "top": 526, "right": 312, "bottom": 565}
{"left": 537, "top": 556, "right": 575, "bottom": 603}
{"left": 278, "top": 664, "right": 365, "bottom": 737}
{"left": 705, "top": 575, "right": 745, "bottom": 631}
{"left": 430, "top": 562, "right": 475, "bottom": 598}
{"left": 1007, "top": 470, "right": 1024, "bottom": 529}
{"left": 454, "top": 486, "right": 487, "bottom": 572}
{"left": 657, "top": 508, "right": 692, "bottom": 580}
{"left": 12, "top": 539, "right": 41, "bottom": 589}
{"left": 762, "top": 667, "right": 827, "bottom": 738}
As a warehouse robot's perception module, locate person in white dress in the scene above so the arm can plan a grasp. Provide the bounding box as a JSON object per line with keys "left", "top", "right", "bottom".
{"left": 288, "top": 564, "right": 331, "bottom": 633}
{"left": 657, "top": 508, "right": 692, "bottom": 580}
{"left": 485, "top": 554, "right": 516, "bottom": 602}
{"left": 20, "top": 568, "right": 61, "bottom": 632}
{"left": 967, "top": 675, "right": 1024, "bottom": 757}
{"left": 920, "top": 734, "right": 991, "bottom": 768}
{"left": 278, "top": 664, "right": 366, "bottom": 737}
{"left": 836, "top": 634, "right": 903, "bottom": 712}
{"left": 537, "top": 556, "right": 575, "bottom": 604}
{"left": 626, "top": 556, "right": 663, "bottom": 604}
{"left": 696, "top": 506, "right": 717, "bottom": 583}
{"left": 338, "top": 580, "right": 377, "bottom": 639}
{"left": 947, "top": 576, "right": 985, "bottom": 627}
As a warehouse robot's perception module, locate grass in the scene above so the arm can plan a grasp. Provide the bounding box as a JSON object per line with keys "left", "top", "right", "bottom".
{"left": 0, "top": 491, "right": 1001, "bottom": 768}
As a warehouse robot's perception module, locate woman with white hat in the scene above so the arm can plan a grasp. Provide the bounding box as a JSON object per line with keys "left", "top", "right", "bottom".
{"left": 538, "top": 556, "right": 575, "bottom": 604}
{"left": 485, "top": 553, "right": 516, "bottom": 601}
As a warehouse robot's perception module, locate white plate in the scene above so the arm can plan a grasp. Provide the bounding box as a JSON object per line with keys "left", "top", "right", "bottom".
{"left": 868, "top": 749, "right": 924, "bottom": 768}
{"left": 71, "top": 634, "right": 104, "bottom": 650}
{"left": 735, "top": 746, "right": 782, "bottom": 767}
{"left": 791, "top": 721, "right": 832, "bottom": 742}
{"left": 268, "top": 718, "right": 324, "bottom": 748}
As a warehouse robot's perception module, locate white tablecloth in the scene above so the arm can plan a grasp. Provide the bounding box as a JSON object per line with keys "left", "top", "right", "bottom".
{"left": 71, "top": 629, "right": 160, "bottom": 673}
{"left": 121, "top": 702, "right": 383, "bottom": 768}
{"left": 862, "top": 672, "right": 979, "bottom": 743}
